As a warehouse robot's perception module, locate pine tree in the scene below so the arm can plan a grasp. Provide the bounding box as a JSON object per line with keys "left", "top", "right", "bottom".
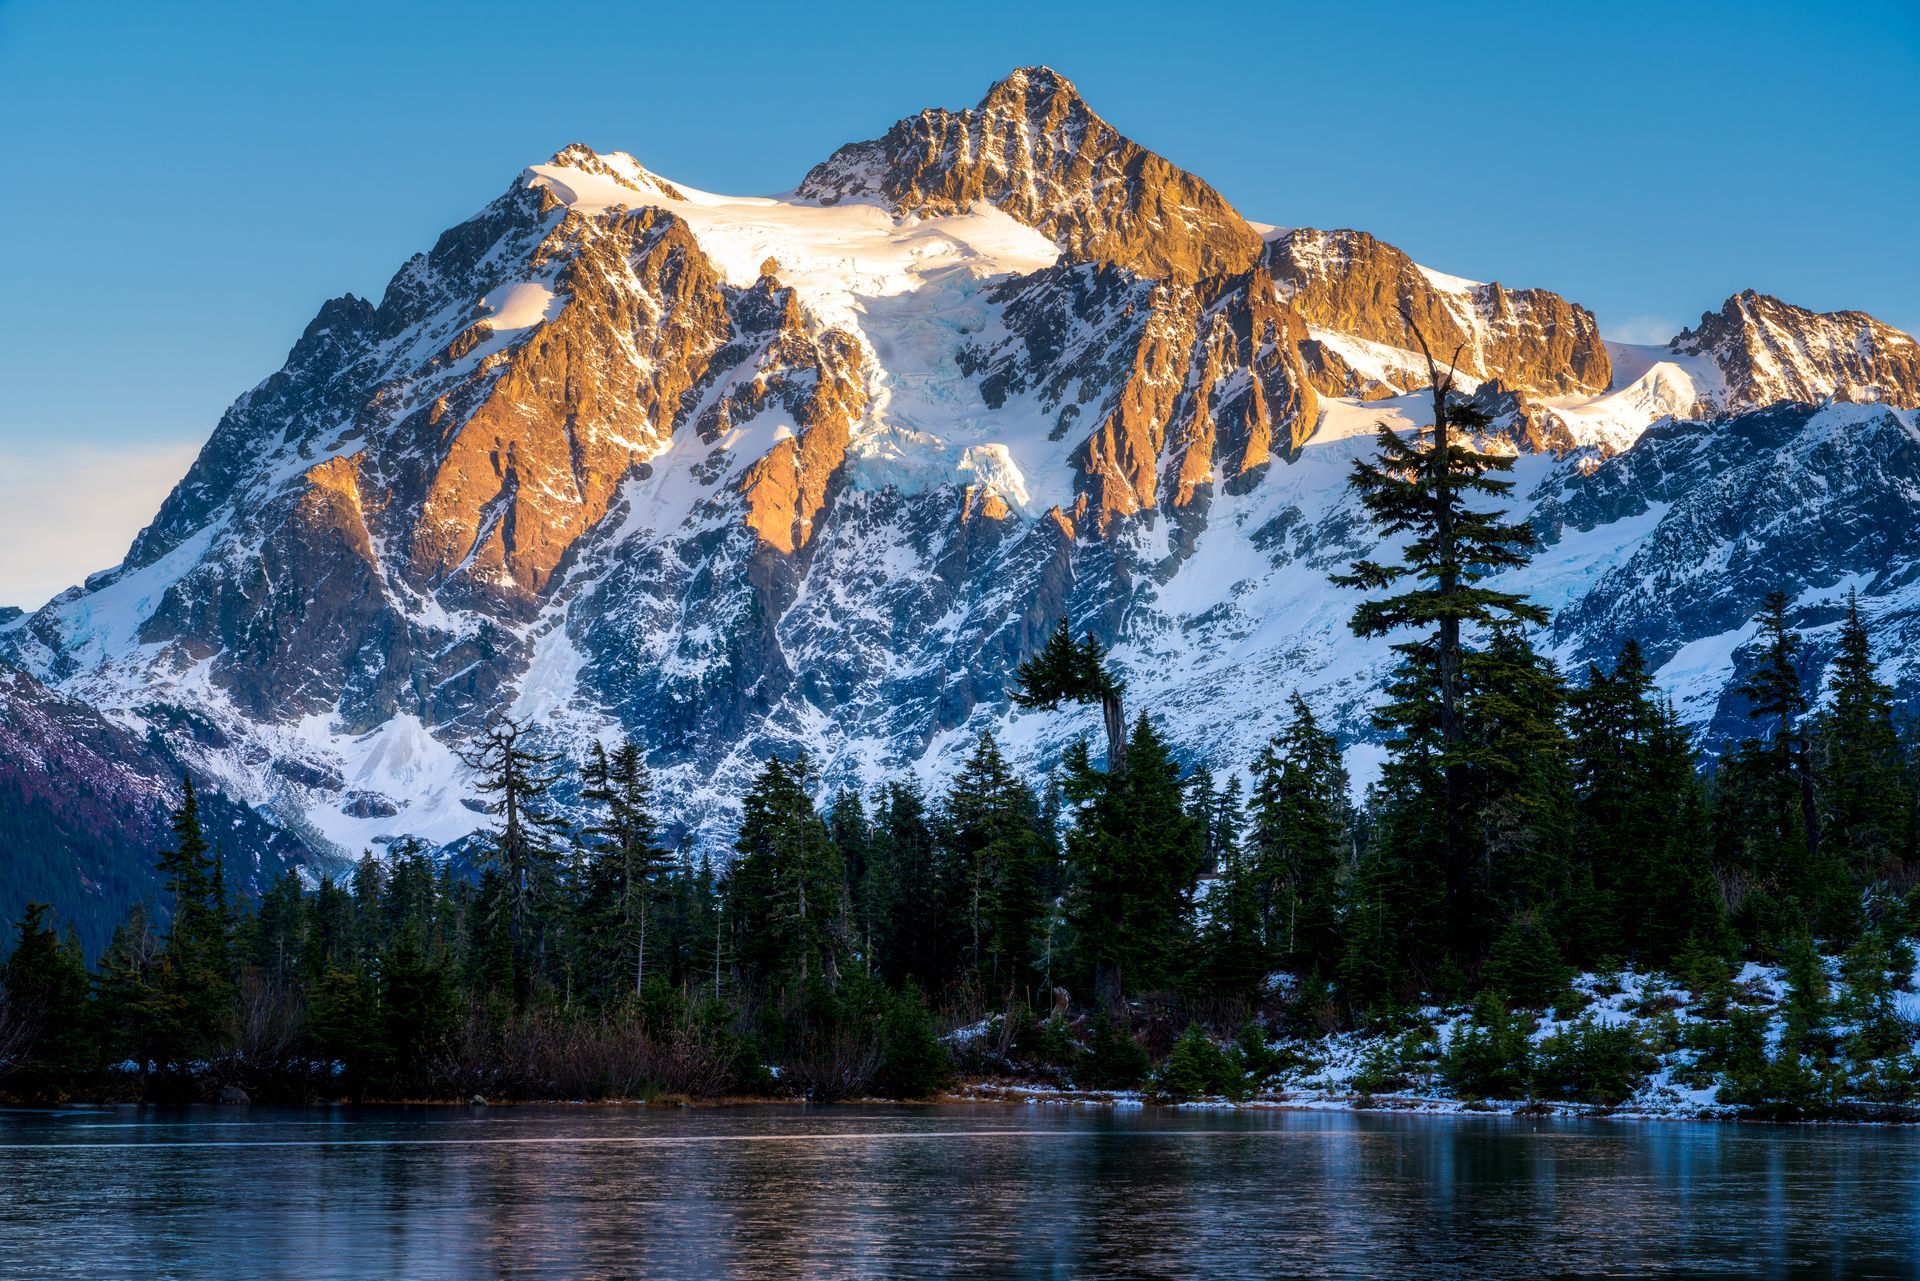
{"left": 1463, "top": 626, "right": 1575, "bottom": 953}
{"left": 1012, "top": 619, "right": 1129, "bottom": 772}
{"left": 1813, "top": 594, "right": 1911, "bottom": 882}
{"left": 1332, "top": 317, "right": 1548, "bottom": 954}
{"left": 939, "top": 730, "right": 1046, "bottom": 998}
{"left": 460, "top": 717, "right": 568, "bottom": 1001}
{"left": 1248, "top": 695, "right": 1350, "bottom": 973}
{"left": 93, "top": 903, "right": 166, "bottom": 1085}
{"left": 2, "top": 903, "right": 93, "bottom": 1093}
{"left": 729, "top": 754, "right": 850, "bottom": 994}
{"left": 153, "top": 778, "right": 234, "bottom": 1069}
{"left": 579, "top": 739, "right": 673, "bottom": 1001}
{"left": 1726, "top": 593, "right": 1851, "bottom": 936}
{"left": 1198, "top": 809, "right": 1267, "bottom": 1002}
{"left": 864, "top": 781, "right": 942, "bottom": 990}
{"left": 1062, "top": 716, "right": 1204, "bottom": 1007}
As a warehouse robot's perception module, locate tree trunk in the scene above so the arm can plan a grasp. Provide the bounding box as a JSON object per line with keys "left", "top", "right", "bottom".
{"left": 1095, "top": 958, "right": 1124, "bottom": 1014}
{"left": 1102, "top": 690, "right": 1128, "bottom": 775}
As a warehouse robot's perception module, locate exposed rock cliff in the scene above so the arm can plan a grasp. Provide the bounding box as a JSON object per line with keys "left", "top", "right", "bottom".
{"left": 1671, "top": 290, "right": 1920, "bottom": 414}
{"left": 1268, "top": 228, "right": 1611, "bottom": 398}
{"left": 799, "top": 67, "right": 1263, "bottom": 282}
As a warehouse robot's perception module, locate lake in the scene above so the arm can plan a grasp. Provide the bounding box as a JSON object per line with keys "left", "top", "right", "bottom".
{"left": 0, "top": 1104, "right": 1914, "bottom": 1278}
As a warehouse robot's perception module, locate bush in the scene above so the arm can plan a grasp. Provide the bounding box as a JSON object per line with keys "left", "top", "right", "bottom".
{"left": 1441, "top": 993, "right": 1534, "bottom": 1100}
{"left": 1485, "top": 918, "right": 1571, "bottom": 1010}
{"left": 1684, "top": 1005, "right": 1768, "bottom": 1083}
{"left": 1350, "top": 1032, "right": 1427, "bottom": 1095}
{"left": 1077, "top": 1014, "right": 1149, "bottom": 1090}
{"left": 878, "top": 987, "right": 951, "bottom": 1099}
{"left": 1150, "top": 1023, "right": 1247, "bottom": 1102}
{"left": 1534, "top": 1016, "right": 1654, "bottom": 1106}
{"left": 1009, "top": 1007, "right": 1076, "bottom": 1072}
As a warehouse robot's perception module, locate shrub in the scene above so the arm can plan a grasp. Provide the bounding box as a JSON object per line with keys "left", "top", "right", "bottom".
{"left": 1534, "top": 1016, "right": 1654, "bottom": 1106}
{"left": 1077, "top": 1014, "right": 1148, "bottom": 1090}
{"left": 1151, "top": 1023, "right": 1247, "bottom": 1102}
{"left": 1441, "top": 993, "right": 1533, "bottom": 1100}
{"left": 878, "top": 986, "right": 951, "bottom": 1099}
{"left": 1485, "top": 918, "right": 1571, "bottom": 1010}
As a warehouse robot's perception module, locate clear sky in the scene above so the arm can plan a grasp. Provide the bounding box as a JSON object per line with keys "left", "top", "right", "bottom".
{"left": 0, "top": 0, "right": 1915, "bottom": 608}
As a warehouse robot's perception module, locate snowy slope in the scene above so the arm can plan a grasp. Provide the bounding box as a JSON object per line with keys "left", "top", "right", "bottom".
{"left": 8, "top": 72, "right": 1920, "bottom": 883}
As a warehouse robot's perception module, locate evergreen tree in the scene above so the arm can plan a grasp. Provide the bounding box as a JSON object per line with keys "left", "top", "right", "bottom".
{"left": 1012, "top": 619, "right": 1129, "bottom": 772}
{"left": 1813, "top": 594, "right": 1911, "bottom": 883}
{"left": 1332, "top": 319, "right": 1548, "bottom": 958}
{"left": 1725, "top": 593, "right": 1850, "bottom": 937}
{"left": 864, "top": 781, "right": 942, "bottom": 990}
{"left": 729, "top": 754, "right": 849, "bottom": 994}
{"left": 940, "top": 731, "right": 1047, "bottom": 998}
{"left": 460, "top": 717, "right": 568, "bottom": 1000}
{"left": 93, "top": 903, "right": 166, "bottom": 1083}
{"left": 1462, "top": 626, "right": 1574, "bottom": 950}
{"left": 579, "top": 739, "right": 673, "bottom": 1001}
{"left": 2, "top": 903, "right": 92, "bottom": 1092}
{"left": 153, "top": 778, "right": 234, "bottom": 1068}
{"left": 1198, "top": 811, "right": 1267, "bottom": 1002}
{"left": 1248, "top": 695, "right": 1350, "bottom": 974}
{"left": 1062, "top": 716, "right": 1203, "bottom": 1007}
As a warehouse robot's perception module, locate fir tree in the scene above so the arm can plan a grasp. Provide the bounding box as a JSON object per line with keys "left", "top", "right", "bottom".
{"left": 729, "top": 754, "right": 850, "bottom": 994}
{"left": 1332, "top": 315, "right": 1548, "bottom": 954}
{"left": 1813, "top": 594, "right": 1911, "bottom": 882}
{"left": 153, "top": 778, "right": 234, "bottom": 1068}
{"left": 579, "top": 739, "right": 673, "bottom": 1000}
{"left": 1012, "top": 619, "right": 1129, "bottom": 772}
{"left": 1062, "top": 716, "right": 1203, "bottom": 1007}
{"left": 2, "top": 903, "right": 93, "bottom": 1092}
{"left": 1248, "top": 695, "right": 1350, "bottom": 974}
{"left": 864, "top": 781, "right": 941, "bottom": 990}
{"left": 939, "top": 731, "right": 1047, "bottom": 998}
{"left": 460, "top": 717, "right": 568, "bottom": 1000}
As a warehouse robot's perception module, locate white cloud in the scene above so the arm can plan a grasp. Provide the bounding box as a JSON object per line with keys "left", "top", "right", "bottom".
{"left": 0, "top": 440, "right": 199, "bottom": 611}
{"left": 1602, "top": 315, "right": 1681, "bottom": 346}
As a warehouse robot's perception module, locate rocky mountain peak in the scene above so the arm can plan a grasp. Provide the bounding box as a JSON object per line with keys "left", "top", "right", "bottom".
{"left": 796, "top": 67, "right": 1262, "bottom": 282}
{"left": 542, "top": 143, "right": 687, "bottom": 202}
{"left": 1269, "top": 228, "right": 1611, "bottom": 399}
{"left": 1670, "top": 290, "right": 1920, "bottom": 414}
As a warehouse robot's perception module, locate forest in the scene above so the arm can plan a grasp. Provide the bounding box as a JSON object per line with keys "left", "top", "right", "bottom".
{"left": 4, "top": 379, "right": 1917, "bottom": 1116}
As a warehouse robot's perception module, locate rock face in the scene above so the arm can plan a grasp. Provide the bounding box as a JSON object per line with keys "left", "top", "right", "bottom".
{"left": 1671, "top": 290, "right": 1920, "bottom": 414}
{"left": 799, "top": 67, "right": 1263, "bottom": 282}
{"left": 8, "top": 69, "right": 1920, "bottom": 932}
{"left": 1269, "top": 228, "right": 1612, "bottom": 398}
{"left": 961, "top": 261, "right": 1319, "bottom": 531}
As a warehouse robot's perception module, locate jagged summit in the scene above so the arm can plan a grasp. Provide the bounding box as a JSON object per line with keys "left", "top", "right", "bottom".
{"left": 797, "top": 66, "right": 1262, "bottom": 281}
{"left": 1671, "top": 289, "right": 1920, "bottom": 413}
{"left": 538, "top": 143, "right": 688, "bottom": 203}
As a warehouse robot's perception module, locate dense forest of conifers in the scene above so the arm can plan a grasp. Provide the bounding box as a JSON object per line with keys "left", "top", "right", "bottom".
{"left": 4, "top": 374, "right": 1919, "bottom": 1109}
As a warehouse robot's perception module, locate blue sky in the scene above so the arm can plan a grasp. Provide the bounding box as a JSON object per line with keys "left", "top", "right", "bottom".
{"left": 0, "top": 0, "right": 1915, "bottom": 607}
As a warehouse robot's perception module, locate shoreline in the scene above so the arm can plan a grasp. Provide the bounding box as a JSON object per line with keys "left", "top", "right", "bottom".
{"left": 17, "top": 1083, "right": 1919, "bottom": 1125}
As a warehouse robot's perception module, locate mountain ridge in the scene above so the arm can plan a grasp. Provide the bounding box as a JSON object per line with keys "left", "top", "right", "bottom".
{"left": 9, "top": 68, "right": 1920, "bottom": 930}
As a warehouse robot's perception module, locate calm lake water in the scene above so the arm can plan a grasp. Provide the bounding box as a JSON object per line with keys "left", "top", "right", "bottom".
{"left": 0, "top": 1103, "right": 1915, "bottom": 1279}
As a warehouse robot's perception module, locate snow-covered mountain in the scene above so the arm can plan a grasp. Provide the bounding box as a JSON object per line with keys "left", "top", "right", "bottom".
{"left": 7, "top": 67, "right": 1920, "bottom": 911}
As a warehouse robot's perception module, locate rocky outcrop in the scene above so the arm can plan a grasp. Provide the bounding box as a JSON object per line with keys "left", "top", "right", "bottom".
{"left": 1268, "top": 228, "right": 1611, "bottom": 397}
{"left": 962, "top": 261, "right": 1318, "bottom": 532}
{"left": 1671, "top": 290, "right": 1920, "bottom": 414}
{"left": 798, "top": 67, "right": 1263, "bottom": 282}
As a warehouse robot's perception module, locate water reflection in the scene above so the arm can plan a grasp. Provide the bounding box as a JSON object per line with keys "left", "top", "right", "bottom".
{"left": 0, "top": 1105, "right": 1915, "bottom": 1278}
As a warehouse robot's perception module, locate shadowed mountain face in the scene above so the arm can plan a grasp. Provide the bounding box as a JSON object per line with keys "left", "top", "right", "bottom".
{"left": 0, "top": 663, "right": 319, "bottom": 954}
{"left": 6, "top": 68, "right": 1920, "bottom": 922}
